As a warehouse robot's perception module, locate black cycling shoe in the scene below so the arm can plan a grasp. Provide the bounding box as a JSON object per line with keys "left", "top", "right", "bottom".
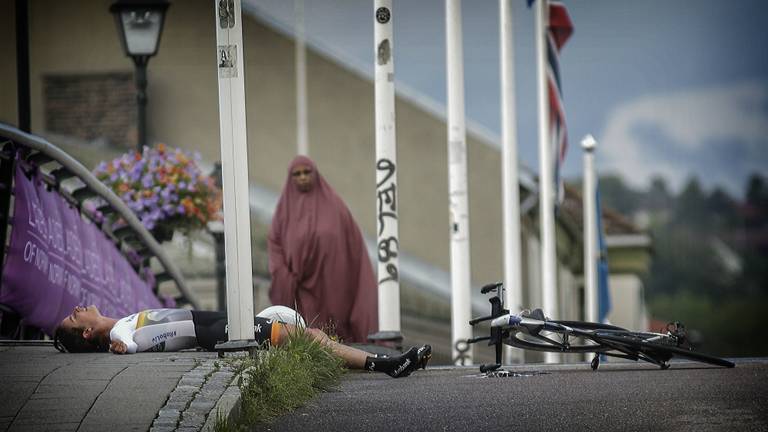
{"left": 388, "top": 344, "right": 432, "bottom": 378}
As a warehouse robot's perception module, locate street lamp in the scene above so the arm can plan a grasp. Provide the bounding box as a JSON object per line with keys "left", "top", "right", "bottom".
{"left": 110, "top": 0, "right": 170, "bottom": 153}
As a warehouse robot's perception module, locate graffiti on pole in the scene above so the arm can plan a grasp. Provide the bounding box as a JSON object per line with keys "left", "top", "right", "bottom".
{"left": 376, "top": 158, "right": 399, "bottom": 285}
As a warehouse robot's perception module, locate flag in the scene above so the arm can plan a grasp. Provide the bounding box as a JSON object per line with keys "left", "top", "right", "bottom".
{"left": 547, "top": 2, "right": 573, "bottom": 207}
{"left": 595, "top": 186, "right": 612, "bottom": 324}
{"left": 529, "top": 0, "right": 574, "bottom": 208}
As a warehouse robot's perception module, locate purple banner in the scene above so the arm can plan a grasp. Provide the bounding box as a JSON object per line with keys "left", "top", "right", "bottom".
{"left": 0, "top": 163, "right": 161, "bottom": 335}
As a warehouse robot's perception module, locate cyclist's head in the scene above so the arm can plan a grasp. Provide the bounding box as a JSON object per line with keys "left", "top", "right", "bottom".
{"left": 54, "top": 306, "right": 109, "bottom": 353}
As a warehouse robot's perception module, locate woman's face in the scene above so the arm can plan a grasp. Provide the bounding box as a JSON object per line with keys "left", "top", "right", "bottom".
{"left": 291, "top": 164, "right": 314, "bottom": 193}
{"left": 59, "top": 305, "right": 102, "bottom": 331}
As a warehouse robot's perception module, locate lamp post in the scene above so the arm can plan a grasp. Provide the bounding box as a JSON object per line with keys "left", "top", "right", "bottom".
{"left": 110, "top": 0, "right": 170, "bottom": 153}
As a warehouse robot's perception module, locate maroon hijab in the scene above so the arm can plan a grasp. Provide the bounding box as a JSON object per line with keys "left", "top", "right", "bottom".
{"left": 268, "top": 156, "right": 378, "bottom": 342}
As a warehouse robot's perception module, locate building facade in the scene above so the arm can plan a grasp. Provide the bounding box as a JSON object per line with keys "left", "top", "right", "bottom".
{"left": 1, "top": 0, "right": 652, "bottom": 363}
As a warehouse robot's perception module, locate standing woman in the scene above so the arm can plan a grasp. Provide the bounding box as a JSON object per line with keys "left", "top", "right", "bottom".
{"left": 268, "top": 156, "right": 378, "bottom": 343}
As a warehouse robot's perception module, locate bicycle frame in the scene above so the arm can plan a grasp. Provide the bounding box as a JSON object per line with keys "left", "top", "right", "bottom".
{"left": 468, "top": 282, "right": 735, "bottom": 371}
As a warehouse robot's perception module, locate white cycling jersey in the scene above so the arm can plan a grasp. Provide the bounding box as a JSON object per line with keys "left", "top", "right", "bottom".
{"left": 108, "top": 307, "right": 304, "bottom": 354}
{"left": 109, "top": 309, "right": 198, "bottom": 353}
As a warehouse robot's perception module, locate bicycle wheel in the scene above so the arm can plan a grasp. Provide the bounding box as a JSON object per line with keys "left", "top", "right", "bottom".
{"left": 553, "top": 320, "right": 629, "bottom": 332}
{"left": 595, "top": 333, "right": 735, "bottom": 368}
{"left": 504, "top": 320, "right": 623, "bottom": 353}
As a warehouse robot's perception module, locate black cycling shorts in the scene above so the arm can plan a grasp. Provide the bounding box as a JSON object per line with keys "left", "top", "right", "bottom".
{"left": 190, "top": 311, "right": 283, "bottom": 351}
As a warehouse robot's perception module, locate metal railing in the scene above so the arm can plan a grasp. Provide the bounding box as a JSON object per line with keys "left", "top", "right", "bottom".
{"left": 0, "top": 123, "right": 200, "bottom": 314}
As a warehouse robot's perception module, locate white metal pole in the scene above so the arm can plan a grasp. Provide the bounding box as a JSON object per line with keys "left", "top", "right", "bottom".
{"left": 374, "top": 0, "right": 401, "bottom": 334}
{"left": 295, "top": 0, "right": 309, "bottom": 156}
{"left": 535, "top": 0, "right": 558, "bottom": 363}
{"left": 581, "top": 134, "right": 598, "bottom": 323}
{"left": 214, "top": 0, "right": 255, "bottom": 341}
{"left": 499, "top": 0, "right": 523, "bottom": 365}
{"left": 446, "top": 0, "right": 473, "bottom": 365}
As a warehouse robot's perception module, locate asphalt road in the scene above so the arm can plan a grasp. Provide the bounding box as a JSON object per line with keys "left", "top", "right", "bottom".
{"left": 266, "top": 359, "right": 768, "bottom": 432}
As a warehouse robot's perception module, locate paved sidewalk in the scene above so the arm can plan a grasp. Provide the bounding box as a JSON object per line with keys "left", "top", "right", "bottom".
{"left": 0, "top": 344, "right": 234, "bottom": 432}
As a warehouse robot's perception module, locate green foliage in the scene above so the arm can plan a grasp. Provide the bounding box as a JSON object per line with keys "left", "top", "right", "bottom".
{"left": 649, "top": 291, "right": 768, "bottom": 357}
{"left": 594, "top": 174, "right": 642, "bottom": 215}
{"left": 597, "top": 172, "right": 768, "bottom": 356}
{"left": 646, "top": 224, "right": 730, "bottom": 298}
{"left": 214, "top": 329, "right": 345, "bottom": 431}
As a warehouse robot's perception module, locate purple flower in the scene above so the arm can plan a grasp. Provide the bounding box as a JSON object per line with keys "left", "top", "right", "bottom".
{"left": 129, "top": 164, "right": 143, "bottom": 182}
{"left": 94, "top": 144, "right": 222, "bottom": 234}
{"left": 162, "top": 203, "right": 175, "bottom": 215}
{"left": 160, "top": 187, "right": 172, "bottom": 200}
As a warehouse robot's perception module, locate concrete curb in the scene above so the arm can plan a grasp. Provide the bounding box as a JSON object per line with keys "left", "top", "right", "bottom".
{"left": 202, "top": 379, "right": 242, "bottom": 431}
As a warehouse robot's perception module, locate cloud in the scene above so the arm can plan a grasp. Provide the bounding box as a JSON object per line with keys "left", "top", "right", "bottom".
{"left": 599, "top": 81, "right": 768, "bottom": 195}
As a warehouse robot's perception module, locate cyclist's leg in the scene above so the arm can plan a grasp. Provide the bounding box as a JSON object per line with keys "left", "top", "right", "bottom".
{"left": 364, "top": 345, "right": 432, "bottom": 378}
{"left": 275, "top": 324, "right": 369, "bottom": 368}
{"left": 268, "top": 322, "right": 370, "bottom": 368}
{"left": 274, "top": 323, "right": 432, "bottom": 377}
{"left": 190, "top": 311, "right": 228, "bottom": 351}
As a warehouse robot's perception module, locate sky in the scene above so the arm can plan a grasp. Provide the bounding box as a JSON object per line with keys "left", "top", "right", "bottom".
{"left": 245, "top": 0, "right": 768, "bottom": 197}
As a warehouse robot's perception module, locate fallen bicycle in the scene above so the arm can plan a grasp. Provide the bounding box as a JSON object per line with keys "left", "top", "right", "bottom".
{"left": 468, "top": 282, "right": 735, "bottom": 372}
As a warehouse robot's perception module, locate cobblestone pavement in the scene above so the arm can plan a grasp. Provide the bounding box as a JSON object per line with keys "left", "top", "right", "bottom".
{"left": 150, "top": 359, "right": 234, "bottom": 432}
{"left": 0, "top": 345, "right": 235, "bottom": 432}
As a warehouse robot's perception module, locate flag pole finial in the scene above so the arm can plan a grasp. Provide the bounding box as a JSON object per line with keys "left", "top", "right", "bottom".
{"left": 581, "top": 134, "right": 597, "bottom": 152}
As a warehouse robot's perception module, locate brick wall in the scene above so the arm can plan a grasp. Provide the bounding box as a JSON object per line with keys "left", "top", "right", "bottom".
{"left": 44, "top": 73, "right": 135, "bottom": 149}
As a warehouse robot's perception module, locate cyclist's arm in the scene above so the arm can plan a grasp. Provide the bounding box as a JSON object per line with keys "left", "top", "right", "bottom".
{"left": 109, "top": 317, "right": 139, "bottom": 354}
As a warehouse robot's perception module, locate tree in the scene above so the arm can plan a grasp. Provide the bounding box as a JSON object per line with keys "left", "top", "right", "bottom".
{"left": 645, "top": 175, "right": 672, "bottom": 211}
{"left": 744, "top": 173, "right": 768, "bottom": 229}
{"left": 674, "top": 176, "right": 707, "bottom": 228}
{"left": 706, "top": 187, "right": 737, "bottom": 229}
{"left": 597, "top": 174, "right": 639, "bottom": 215}
{"left": 745, "top": 173, "right": 767, "bottom": 207}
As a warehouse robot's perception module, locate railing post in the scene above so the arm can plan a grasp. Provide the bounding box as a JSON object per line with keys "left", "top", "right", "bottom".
{"left": 209, "top": 162, "right": 227, "bottom": 312}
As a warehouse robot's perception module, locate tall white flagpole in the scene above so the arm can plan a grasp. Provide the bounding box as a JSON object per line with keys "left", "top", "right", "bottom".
{"left": 581, "top": 134, "right": 598, "bottom": 323}
{"left": 373, "top": 0, "right": 401, "bottom": 336}
{"left": 214, "top": 0, "right": 255, "bottom": 342}
{"left": 295, "top": 0, "right": 309, "bottom": 156}
{"left": 446, "top": 0, "right": 473, "bottom": 365}
{"left": 499, "top": 0, "right": 523, "bottom": 364}
{"left": 535, "top": 0, "right": 558, "bottom": 363}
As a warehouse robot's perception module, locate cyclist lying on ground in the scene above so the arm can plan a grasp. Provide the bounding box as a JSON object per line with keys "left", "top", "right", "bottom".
{"left": 53, "top": 305, "right": 431, "bottom": 378}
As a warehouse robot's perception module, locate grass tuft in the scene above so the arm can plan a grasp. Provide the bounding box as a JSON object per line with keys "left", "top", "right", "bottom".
{"left": 214, "top": 327, "right": 346, "bottom": 431}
